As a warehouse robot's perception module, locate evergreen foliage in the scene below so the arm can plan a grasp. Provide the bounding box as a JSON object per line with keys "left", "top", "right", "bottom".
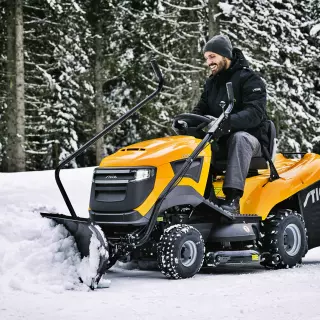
{"left": 0, "top": 0, "right": 319, "bottom": 171}
{"left": 219, "top": 0, "right": 320, "bottom": 151}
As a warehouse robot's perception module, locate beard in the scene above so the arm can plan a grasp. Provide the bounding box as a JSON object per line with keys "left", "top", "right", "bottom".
{"left": 210, "top": 58, "right": 228, "bottom": 75}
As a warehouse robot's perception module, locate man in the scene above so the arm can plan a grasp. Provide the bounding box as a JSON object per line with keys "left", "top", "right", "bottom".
{"left": 175, "top": 35, "right": 267, "bottom": 214}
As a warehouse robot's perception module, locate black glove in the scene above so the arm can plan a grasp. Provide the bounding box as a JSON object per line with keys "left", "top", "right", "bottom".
{"left": 204, "top": 115, "right": 218, "bottom": 130}
{"left": 172, "top": 120, "right": 188, "bottom": 135}
{"left": 212, "top": 117, "right": 231, "bottom": 139}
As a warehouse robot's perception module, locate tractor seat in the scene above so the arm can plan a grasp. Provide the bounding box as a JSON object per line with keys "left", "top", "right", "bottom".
{"left": 213, "top": 120, "right": 277, "bottom": 172}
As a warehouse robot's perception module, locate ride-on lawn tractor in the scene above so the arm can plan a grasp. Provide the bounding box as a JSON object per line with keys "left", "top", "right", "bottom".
{"left": 42, "top": 60, "right": 320, "bottom": 289}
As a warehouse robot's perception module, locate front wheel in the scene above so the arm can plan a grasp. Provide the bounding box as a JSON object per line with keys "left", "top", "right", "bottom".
{"left": 260, "top": 209, "right": 307, "bottom": 269}
{"left": 157, "top": 224, "right": 205, "bottom": 279}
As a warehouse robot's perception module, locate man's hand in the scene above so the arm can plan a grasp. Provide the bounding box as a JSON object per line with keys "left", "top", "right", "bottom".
{"left": 212, "top": 117, "right": 231, "bottom": 139}
{"left": 172, "top": 120, "right": 188, "bottom": 135}
{"left": 204, "top": 115, "right": 218, "bottom": 130}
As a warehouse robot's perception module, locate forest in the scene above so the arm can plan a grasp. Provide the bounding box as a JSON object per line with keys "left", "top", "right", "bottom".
{"left": 0, "top": 0, "right": 319, "bottom": 172}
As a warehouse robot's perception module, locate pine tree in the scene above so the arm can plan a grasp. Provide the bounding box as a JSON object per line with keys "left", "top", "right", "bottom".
{"left": 23, "top": 0, "right": 92, "bottom": 169}
{"left": 219, "top": 0, "right": 320, "bottom": 152}
{"left": 1, "top": 0, "right": 319, "bottom": 171}
{"left": 105, "top": 0, "right": 208, "bottom": 151}
{"left": 4, "top": 0, "right": 26, "bottom": 172}
{"left": 307, "top": 0, "right": 320, "bottom": 152}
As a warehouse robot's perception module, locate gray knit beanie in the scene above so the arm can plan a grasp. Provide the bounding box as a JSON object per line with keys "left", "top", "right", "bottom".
{"left": 203, "top": 35, "right": 233, "bottom": 59}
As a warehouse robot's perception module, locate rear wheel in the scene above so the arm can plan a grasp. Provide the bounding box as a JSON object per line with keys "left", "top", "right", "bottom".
{"left": 157, "top": 224, "right": 205, "bottom": 279}
{"left": 260, "top": 209, "right": 307, "bottom": 269}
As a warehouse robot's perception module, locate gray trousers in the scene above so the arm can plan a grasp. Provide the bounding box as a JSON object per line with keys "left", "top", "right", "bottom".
{"left": 219, "top": 131, "right": 262, "bottom": 192}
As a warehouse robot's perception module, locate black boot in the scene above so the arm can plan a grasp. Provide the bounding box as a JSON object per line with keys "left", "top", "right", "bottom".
{"left": 221, "top": 188, "right": 242, "bottom": 214}
{"left": 208, "top": 188, "right": 217, "bottom": 203}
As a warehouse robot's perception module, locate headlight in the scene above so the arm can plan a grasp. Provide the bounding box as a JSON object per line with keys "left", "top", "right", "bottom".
{"left": 133, "top": 169, "right": 154, "bottom": 181}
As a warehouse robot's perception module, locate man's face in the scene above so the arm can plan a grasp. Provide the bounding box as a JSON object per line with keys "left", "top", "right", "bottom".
{"left": 204, "top": 51, "right": 229, "bottom": 75}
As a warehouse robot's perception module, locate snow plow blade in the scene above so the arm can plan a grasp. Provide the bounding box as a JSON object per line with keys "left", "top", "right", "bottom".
{"left": 40, "top": 212, "right": 109, "bottom": 289}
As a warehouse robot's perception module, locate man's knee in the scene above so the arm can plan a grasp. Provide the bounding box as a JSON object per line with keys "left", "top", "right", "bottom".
{"left": 228, "top": 131, "right": 250, "bottom": 145}
{"left": 228, "top": 131, "right": 261, "bottom": 155}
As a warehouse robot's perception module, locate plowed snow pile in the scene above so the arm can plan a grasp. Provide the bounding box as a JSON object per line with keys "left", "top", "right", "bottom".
{"left": 0, "top": 204, "right": 110, "bottom": 292}
{"left": 0, "top": 204, "right": 83, "bottom": 292}
{"left": 0, "top": 168, "right": 110, "bottom": 293}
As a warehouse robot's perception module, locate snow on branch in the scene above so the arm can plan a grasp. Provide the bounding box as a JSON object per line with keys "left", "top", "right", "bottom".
{"left": 142, "top": 41, "right": 204, "bottom": 71}
{"left": 118, "top": 4, "right": 200, "bottom": 26}
{"left": 311, "top": 23, "right": 320, "bottom": 36}
{"left": 140, "top": 73, "right": 196, "bottom": 96}
{"left": 156, "top": 63, "right": 204, "bottom": 74}
{"left": 118, "top": 5, "right": 175, "bottom": 22}
{"left": 240, "top": 17, "right": 273, "bottom": 42}
{"left": 218, "top": 2, "right": 234, "bottom": 16}
{"left": 161, "top": 1, "right": 206, "bottom": 11}
{"left": 22, "top": 5, "right": 45, "bottom": 12}
{"left": 180, "top": 30, "right": 200, "bottom": 39}
{"left": 137, "top": 112, "right": 169, "bottom": 129}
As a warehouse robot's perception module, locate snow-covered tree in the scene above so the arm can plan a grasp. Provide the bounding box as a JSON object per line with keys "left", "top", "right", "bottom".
{"left": 219, "top": 0, "right": 320, "bottom": 152}
{"left": 3, "top": 0, "right": 26, "bottom": 172}
{"left": 106, "top": 0, "right": 208, "bottom": 149}
{"left": 23, "top": 0, "right": 92, "bottom": 169}
{"left": 306, "top": 0, "right": 320, "bottom": 152}
{"left": 1, "top": 0, "right": 319, "bottom": 172}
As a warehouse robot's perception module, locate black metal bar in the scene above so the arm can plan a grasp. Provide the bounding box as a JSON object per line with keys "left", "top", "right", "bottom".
{"left": 282, "top": 152, "right": 307, "bottom": 155}
{"left": 55, "top": 60, "right": 164, "bottom": 218}
{"left": 261, "top": 146, "right": 280, "bottom": 182}
{"left": 134, "top": 133, "right": 213, "bottom": 247}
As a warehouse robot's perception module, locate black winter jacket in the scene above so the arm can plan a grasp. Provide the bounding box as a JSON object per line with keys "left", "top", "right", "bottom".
{"left": 192, "top": 48, "right": 268, "bottom": 145}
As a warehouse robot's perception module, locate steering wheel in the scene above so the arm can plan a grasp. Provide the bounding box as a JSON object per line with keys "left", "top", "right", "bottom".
{"left": 173, "top": 113, "right": 212, "bottom": 126}
{"left": 173, "top": 113, "right": 214, "bottom": 138}
{"left": 173, "top": 113, "right": 213, "bottom": 131}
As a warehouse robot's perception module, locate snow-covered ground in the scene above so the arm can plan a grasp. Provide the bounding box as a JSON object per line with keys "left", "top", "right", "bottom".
{"left": 1, "top": 168, "right": 320, "bottom": 320}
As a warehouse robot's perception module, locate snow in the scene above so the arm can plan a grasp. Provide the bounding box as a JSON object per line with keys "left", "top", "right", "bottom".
{"left": 1, "top": 168, "right": 320, "bottom": 319}
{"left": 218, "top": 2, "right": 234, "bottom": 16}
{"left": 310, "top": 23, "right": 320, "bottom": 36}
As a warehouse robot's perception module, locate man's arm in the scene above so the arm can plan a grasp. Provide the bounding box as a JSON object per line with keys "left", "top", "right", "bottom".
{"left": 230, "top": 71, "right": 266, "bottom": 130}
{"left": 192, "top": 83, "right": 209, "bottom": 115}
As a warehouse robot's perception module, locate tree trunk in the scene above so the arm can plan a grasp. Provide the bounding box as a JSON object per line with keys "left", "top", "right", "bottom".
{"left": 6, "top": 0, "right": 17, "bottom": 172}
{"left": 208, "top": 0, "right": 220, "bottom": 38}
{"left": 189, "top": 4, "right": 202, "bottom": 108}
{"left": 14, "top": 0, "right": 25, "bottom": 171}
{"left": 93, "top": 1, "right": 105, "bottom": 165}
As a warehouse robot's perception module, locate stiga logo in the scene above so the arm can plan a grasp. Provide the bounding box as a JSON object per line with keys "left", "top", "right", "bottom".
{"left": 303, "top": 187, "right": 320, "bottom": 207}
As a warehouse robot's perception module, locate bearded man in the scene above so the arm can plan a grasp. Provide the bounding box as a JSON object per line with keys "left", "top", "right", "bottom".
{"left": 181, "top": 35, "right": 268, "bottom": 214}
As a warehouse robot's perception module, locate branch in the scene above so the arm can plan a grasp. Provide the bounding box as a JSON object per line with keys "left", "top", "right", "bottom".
{"left": 155, "top": 62, "right": 205, "bottom": 74}
{"left": 118, "top": 5, "right": 200, "bottom": 26}
{"left": 137, "top": 112, "right": 169, "bottom": 129}
{"left": 162, "top": 1, "right": 206, "bottom": 11}
{"left": 142, "top": 41, "right": 204, "bottom": 71}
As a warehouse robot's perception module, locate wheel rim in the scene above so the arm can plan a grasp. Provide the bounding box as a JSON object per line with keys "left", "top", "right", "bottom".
{"left": 180, "top": 240, "right": 197, "bottom": 267}
{"left": 283, "top": 224, "right": 302, "bottom": 256}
